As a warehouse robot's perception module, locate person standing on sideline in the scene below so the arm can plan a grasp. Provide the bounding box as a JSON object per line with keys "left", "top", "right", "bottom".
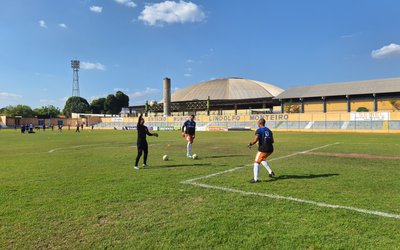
{"left": 75, "top": 122, "right": 80, "bottom": 133}
{"left": 247, "top": 118, "right": 276, "bottom": 183}
{"left": 134, "top": 114, "right": 158, "bottom": 170}
{"left": 182, "top": 115, "right": 196, "bottom": 158}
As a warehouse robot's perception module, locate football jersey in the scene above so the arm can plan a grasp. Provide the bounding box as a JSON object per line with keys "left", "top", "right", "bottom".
{"left": 182, "top": 120, "right": 196, "bottom": 135}
{"left": 255, "top": 126, "right": 274, "bottom": 153}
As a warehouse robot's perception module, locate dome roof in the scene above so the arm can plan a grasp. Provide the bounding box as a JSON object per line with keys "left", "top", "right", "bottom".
{"left": 170, "top": 78, "right": 284, "bottom": 102}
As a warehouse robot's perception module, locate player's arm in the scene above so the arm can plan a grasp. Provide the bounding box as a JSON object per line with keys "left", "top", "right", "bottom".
{"left": 137, "top": 113, "right": 143, "bottom": 126}
{"left": 248, "top": 134, "right": 259, "bottom": 148}
{"left": 181, "top": 122, "right": 187, "bottom": 137}
{"left": 145, "top": 126, "right": 158, "bottom": 137}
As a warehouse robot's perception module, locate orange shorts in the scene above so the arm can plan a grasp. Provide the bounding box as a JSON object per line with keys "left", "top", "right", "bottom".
{"left": 254, "top": 151, "right": 272, "bottom": 164}
{"left": 186, "top": 134, "right": 195, "bottom": 143}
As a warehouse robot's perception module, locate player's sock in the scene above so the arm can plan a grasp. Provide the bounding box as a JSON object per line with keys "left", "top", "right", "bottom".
{"left": 187, "top": 142, "right": 192, "bottom": 156}
{"left": 253, "top": 163, "right": 260, "bottom": 181}
{"left": 261, "top": 161, "right": 273, "bottom": 174}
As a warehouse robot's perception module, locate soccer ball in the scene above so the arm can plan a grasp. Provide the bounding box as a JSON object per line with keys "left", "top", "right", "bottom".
{"left": 192, "top": 154, "right": 198, "bottom": 159}
{"left": 162, "top": 155, "right": 169, "bottom": 161}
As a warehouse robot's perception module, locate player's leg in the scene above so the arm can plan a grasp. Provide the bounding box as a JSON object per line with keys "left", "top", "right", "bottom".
{"left": 250, "top": 152, "right": 263, "bottom": 183}
{"left": 261, "top": 152, "right": 275, "bottom": 177}
{"left": 134, "top": 146, "right": 143, "bottom": 169}
{"left": 143, "top": 143, "right": 148, "bottom": 167}
{"left": 186, "top": 135, "right": 192, "bottom": 157}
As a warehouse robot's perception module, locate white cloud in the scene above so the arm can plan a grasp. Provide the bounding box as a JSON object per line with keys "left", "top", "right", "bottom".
{"left": 371, "top": 43, "right": 400, "bottom": 59}
{"left": 81, "top": 62, "right": 106, "bottom": 71}
{"left": 129, "top": 88, "right": 161, "bottom": 105}
{"left": 187, "top": 59, "right": 194, "bottom": 63}
{"left": 130, "top": 88, "right": 160, "bottom": 98}
{"left": 90, "top": 6, "right": 103, "bottom": 13}
{"left": 39, "top": 20, "right": 47, "bottom": 28}
{"left": 0, "top": 92, "right": 22, "bottom": 100}
{"left": 184, "top": 73, "right": 192, "bottom": 77}
{"left": 114, "top": 0, "right": 136, "bottom": 8}
{"left": 58, "top": 23, "right": 68, "bottom": 29}
{"left": 139, "top": 1, "right": 206, "bottom": 26}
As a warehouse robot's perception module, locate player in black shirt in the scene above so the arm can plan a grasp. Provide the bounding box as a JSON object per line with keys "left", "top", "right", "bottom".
{"left": 134, "top": 114, "right": 158, "bottom": 170}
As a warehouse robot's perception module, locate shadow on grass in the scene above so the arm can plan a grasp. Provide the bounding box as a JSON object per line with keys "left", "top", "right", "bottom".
{"left": 203, "top": 154, "right": 248, "bottom": 159}
{"left": 266, "top": 173, "right": 339, "bottom": 182}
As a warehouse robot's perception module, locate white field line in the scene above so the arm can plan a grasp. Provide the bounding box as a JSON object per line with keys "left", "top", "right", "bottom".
{"left": 182, "top": 142, "right": 400, "bottom": 220}
{"left": 48, "top": 143, "right": 111, "bottom": 153}
{"left": 189, "top": 182, "right": 400, "bottom": 220}
{"left": 182, "top": 142, "right": 339, "bottom": 184}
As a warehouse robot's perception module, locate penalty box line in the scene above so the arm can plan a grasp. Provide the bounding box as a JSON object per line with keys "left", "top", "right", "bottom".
{"left": 181, "top": 142, "right": 400, "bottom": 220}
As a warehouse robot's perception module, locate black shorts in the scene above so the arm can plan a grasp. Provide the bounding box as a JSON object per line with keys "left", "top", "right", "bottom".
{"left": 137, "top": 142, "right": 148, "bottom": 151}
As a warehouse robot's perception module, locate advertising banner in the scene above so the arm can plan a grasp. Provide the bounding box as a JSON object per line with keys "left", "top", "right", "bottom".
{"left": 111, "top": 117, "right": 124, "bottom": 122}
{"left": 207, "top": 126, "right": 228, "bottom": 131}
{"left": 350, "top": 112, "right": 390, "bottom": 121}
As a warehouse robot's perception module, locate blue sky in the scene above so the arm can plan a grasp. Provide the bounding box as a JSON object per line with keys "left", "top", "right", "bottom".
{"left": 1, "top": 0, "right": 400, "bottom": 109}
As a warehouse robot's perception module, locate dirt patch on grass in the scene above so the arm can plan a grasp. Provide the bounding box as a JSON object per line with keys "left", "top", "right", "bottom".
{"left": 305, "top": 152, "right": 400, "bottom": 160}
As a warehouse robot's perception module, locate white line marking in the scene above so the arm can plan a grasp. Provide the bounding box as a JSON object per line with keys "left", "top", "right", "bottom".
{"left": 48, "top": 143, "right": 110, "bottom": 153}
{"left": 182, "top": 142, "right": 400, "bottom": 220}
{"left": 182, "top": 167, "right": 245, "bottom": 184}
{"left": 188, "top": 182, "right": 400, "bottom": 220}
{"left": 182, "top": 142, "right": 339, "bottom": 183}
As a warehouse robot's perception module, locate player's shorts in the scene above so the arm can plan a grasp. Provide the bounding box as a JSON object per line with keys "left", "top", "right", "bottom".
{"left": 186, "top": 134, "right": 195, "bottom": 143}
{"left": 137, "top": 142, "right": 148, "bottom": 151}
{"left": 254, "top": 151, "right": 272, "bottom": 164}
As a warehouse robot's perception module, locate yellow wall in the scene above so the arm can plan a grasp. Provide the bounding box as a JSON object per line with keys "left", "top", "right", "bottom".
{"left": 378, "top": 99, "right": 400, "bottom": 111}
{"left": 304, "top": 102, "right": 322, "bottom": 112}
{"left": 0, "top": 116, "right": 6, "bottom": 125}
{"left": 326, "top": 100, "right": 347, "bottom": 112}
{"left": 350, "top": 100, "right": 374, "bottom": 112}
{"left": 97, "top": 112, "right": 399, "bottom": 123}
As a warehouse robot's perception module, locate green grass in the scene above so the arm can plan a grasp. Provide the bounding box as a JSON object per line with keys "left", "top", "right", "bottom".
{"left": 0, "top": 129, "right": 399, "bottom": 249}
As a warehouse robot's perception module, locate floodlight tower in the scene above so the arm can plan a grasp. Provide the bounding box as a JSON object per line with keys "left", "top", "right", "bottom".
{"left": 71, "top": 60, "right": 80, "bottom": 97}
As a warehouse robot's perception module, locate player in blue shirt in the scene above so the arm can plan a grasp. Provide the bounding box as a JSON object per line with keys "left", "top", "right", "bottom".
{"left": 247, "top": 118, "right": 276, "bottom": 183}
{"left": 182, "top": 115, "right": 196, "bottom": 158}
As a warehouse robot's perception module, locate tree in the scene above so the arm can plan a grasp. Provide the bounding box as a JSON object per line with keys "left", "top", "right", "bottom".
{"left": 63, "top": 96, "right": 90, "bottom": 117}
{"left": 390, "top": 99, "right": 400, "bottom": 110}
{"left": 115, "top": 91, "right": 129, "bottom": 109}
{"left": 34, "top": 105, "right": 61, "bottom": 118}
{"left": 356, "top": 107, "right": 369, "bottom": 112}
{"left": 104, "top": 94, "right": 120, "bottom": 114}
{"left": 90, "top": 98, "right": 106, "bottom": 114}
{"left": 0, "top": 105, "right": 34, "bottom": 117}
{"left": 284, "top": 100, "right": 300, "bottom": 113}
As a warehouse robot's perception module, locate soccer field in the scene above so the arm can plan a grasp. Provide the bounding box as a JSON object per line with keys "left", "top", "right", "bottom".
{"left": 1, "top": 129, "right": 399, "bottom": 249}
